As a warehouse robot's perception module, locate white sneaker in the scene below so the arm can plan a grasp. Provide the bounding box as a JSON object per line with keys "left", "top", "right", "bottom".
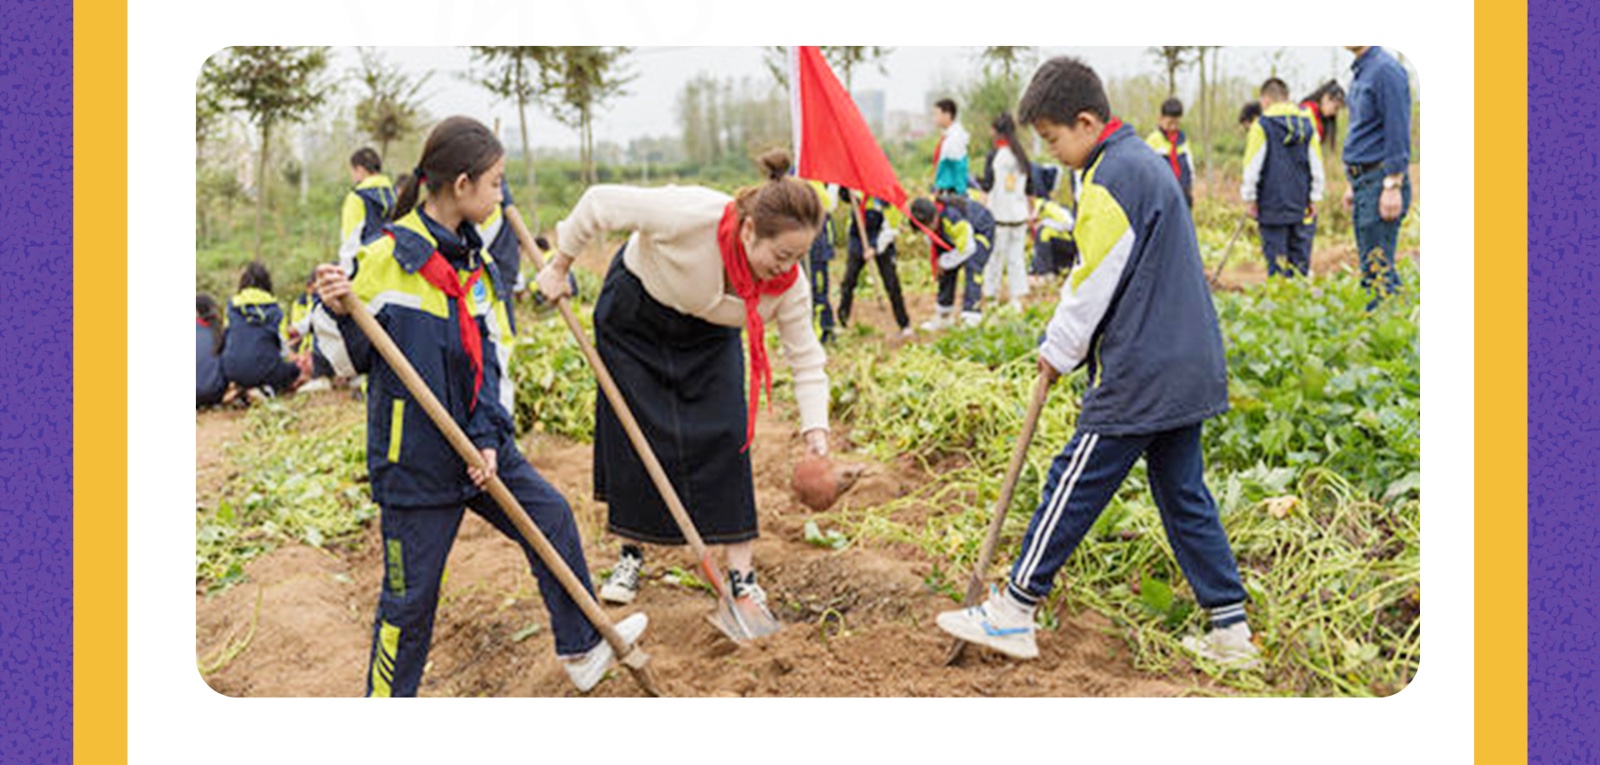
{"left": 1181, "top": 622, "right": 1260, "bottom": 669}
{"left": 959, "top": 311, "right": 983, "bottom": 327}
{"left": 599, "top": 548, "right": 643, "bottom": 605}
{"left": 919, "top": 315, "right": 952, "bottom": 332}
{"left": 935, "top": 588, "right": 1038, "bottom": 660}
{"left": 898, "top": 326, "right": 915, "bottom": 340}
{"left": 562, "top": 612, "right": 649, "bottom": 692}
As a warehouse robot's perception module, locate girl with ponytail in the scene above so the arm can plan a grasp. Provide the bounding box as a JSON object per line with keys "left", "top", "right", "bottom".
{"left": 537, "top": 148, "right": 830, "bottom": 616}
{"left": 315, "top": 116, "right": 645, "bottom": 696}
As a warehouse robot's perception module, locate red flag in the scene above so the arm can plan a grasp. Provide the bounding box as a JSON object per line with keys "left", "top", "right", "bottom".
{"left": 788, "top": 46, "right": 947, "bottom": 249}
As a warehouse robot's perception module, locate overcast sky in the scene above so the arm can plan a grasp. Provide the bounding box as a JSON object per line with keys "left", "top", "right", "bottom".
{"left": 327, "top": 46, "right": 1370, "bottom": 149}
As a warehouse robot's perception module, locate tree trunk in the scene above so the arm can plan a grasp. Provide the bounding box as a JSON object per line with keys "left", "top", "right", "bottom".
{"left": 1197, "top": 48, "right": 1208, "bottom": 175}
{"left": 1167, "top": 64, "right": 1176, "bottom": 97}
{"left": 255, "top": 120, "right": 271, "bottom": 260}
{"left": 518, "top": 96, "right": 537, "bottom": 230}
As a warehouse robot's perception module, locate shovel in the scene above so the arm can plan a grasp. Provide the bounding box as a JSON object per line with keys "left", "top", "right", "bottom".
{"left": 334, "top": 291, "right": 663, "bottom": 697}
{"left": 510, "top": 209, "right": 782, "bottom": 644}
{"left": 944, "top": 373, "right": 1052, "bottom": 665}
{"left": 1207, "top": 215, "right": 1249, "bottom": 285}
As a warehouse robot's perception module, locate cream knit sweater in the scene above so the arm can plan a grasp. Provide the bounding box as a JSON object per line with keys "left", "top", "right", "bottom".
{"left": 555, "top": 184, "right": 830, "bottom": 434}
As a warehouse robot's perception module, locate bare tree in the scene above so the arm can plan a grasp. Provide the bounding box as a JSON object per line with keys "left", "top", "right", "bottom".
{"left": 352, "top": 47, "right": 432, "bottom": 164}
{"left": 537, "top": 47, "right": 635, "bottom": 185}
{"left": 466, "top": 46, "right": 558, "bottom": 225}
{"left": 764, "top": 46, "right": 892, "bottom": 91}
{"left": 1147, "top": 46, "right": 1198, "bottom": 97}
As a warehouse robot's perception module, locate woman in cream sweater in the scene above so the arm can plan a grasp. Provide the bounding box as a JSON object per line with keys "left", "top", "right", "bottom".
{"left": 536, "top": 150, "right": 829, "bottom": 619}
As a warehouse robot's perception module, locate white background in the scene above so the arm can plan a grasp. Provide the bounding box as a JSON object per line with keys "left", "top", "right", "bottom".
{"left": 141, "top": 2, "right": 1468, "bottom": 762}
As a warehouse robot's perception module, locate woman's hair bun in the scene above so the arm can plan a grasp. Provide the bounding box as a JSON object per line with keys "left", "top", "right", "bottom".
{"left": 757, "top": 148, "right": 793, "bottom": 182}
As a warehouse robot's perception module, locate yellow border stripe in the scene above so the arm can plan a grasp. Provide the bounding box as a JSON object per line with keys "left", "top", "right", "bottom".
{"left": 1477, "top": 2, "right": 1527, "bottom": 761}
{"left": 74, "top": 0, "right": 128, "bottom": 761}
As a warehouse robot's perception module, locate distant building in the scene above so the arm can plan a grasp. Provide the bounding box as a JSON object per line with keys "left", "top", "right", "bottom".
{"left": 852, "top": 89, "right": 886, "bottom": 135}
{"left": 887, "top": 109, "right": 932, "bottom": 142}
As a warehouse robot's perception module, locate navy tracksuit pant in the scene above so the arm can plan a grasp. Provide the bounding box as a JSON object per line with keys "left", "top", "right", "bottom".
{"left": 1259, "top": 221, "right": 1315, "bottom": 278}
{"left": 365, "top": 451, "right": 600, "bottom": 697}
{"left": 1005, "top": 423, "right": 1248, "bottom": 627}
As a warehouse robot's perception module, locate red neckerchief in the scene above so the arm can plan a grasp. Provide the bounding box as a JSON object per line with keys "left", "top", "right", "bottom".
{"left": 996, "top": 138, "right": 1009, "bottom": 149}
{"left": 928, "top": 199, "right": 947, "bottom": 274}
{"left": 1162, "top": 129, "right": 1183, "bottom": 181}
{"left": 1099, "top": 117, "right": 1124, "bottom": 144}
{"left": 196, "top": 316, "right": 210, "bottom": 328}
{"left": 415, "top": 246, "right": 484, "bottom": 411}
{"left": 718, "top": 201, "right": 800, "bottom": 452}
{"left": 1301, "top": 100, "right": 1326, "bottom": 141}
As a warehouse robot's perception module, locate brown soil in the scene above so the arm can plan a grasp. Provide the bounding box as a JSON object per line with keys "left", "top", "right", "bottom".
{"left": 196, "top": 389, "right": 1209, "bottom": 698}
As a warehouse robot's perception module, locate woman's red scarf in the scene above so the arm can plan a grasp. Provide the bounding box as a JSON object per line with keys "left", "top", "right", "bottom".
{"left": 718, "top": 201, "right": 799, "bottom": 452}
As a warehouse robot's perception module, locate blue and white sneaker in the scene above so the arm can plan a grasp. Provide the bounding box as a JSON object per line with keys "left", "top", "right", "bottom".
{"left": 935, "top": 588, "right": 1039, "bottom": 660}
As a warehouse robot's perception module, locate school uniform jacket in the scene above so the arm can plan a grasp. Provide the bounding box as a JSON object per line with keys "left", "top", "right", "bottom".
{"left": 1039, "top": 124, "right": 1229, "bottom": 435}
{"left": 847, "top": 196, "right": 902, "bottom": 258}
{"left": 1241, "top": 103, "right": 1325, "bottom": 225}
{"left": 337, "top": 174, "right": 397, "bottom": 275}
{"left": 196, "top": 319, "right": 226, "bottom": 405}
{"left": 1143, "top": 128, "right": 1194, "bottom": 206}
{"left": 931, "top": 198, "right": 995, "bottom": 270}
{"left": 219, "top": 288, "right": 291, "bottom": 386}
{"left": 1031, "top": 198, "right": 1075, "bottom": 245}
{"left": 933, "top": 122, "right": 971, "bottom": 192}
{"left": 476, "top": 178, "right": 522, "bottom": 300}
{"left": 325, "top": 209, "right": 518, "bottom": 508}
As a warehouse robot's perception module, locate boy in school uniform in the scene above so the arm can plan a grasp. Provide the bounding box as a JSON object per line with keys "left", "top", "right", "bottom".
{"left": 804, "top": 180, "right": 839, "bottom": 344}
{"left": 837, "top": 188, "right": 913, "bottom": 338}
{"left": 936, "top": 57, "right": 1258, "bottom": 667}
{"left": 1241, "top": 77, "right": 1324, "bottom": 277}
{"left": 1144, "top": 97, "right": 1194, "bottom": 209}
{"left": 1028, "top": 196, "right": 1077, "bottom": 278}
{"left": 911, "top": 191, "right": 995, "bottom": 330}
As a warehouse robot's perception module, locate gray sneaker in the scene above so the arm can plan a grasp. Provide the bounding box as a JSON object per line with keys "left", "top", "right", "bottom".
{"left": 599, "top": 548, "right": 643, "bottom": 605}
{"left": 1181, "top": 622, "right": 1261, "bottom": 668}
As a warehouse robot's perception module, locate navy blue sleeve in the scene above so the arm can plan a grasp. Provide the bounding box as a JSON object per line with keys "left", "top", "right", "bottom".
{"left": 1380, "top": 61, "right": 1413, "bottom": 176}
{"left": 334, "top": 311, "right": 375, "bottom": 373}
{"left": 978, "top": 149, "right": 997, "bottom": 192}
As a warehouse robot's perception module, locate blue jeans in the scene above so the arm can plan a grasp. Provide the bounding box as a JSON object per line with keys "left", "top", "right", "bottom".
{"left": 365, "top": 451, "right": 600, "bottom": 697}
{"left": 1006, "top": 424, "right": 1247, "bottom": 623}
{"left": 1351, "top": 170, "right": 1412, "bottom": 309}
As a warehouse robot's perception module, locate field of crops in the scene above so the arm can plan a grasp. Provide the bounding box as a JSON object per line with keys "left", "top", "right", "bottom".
{"left": 195, "top": 232, "right": 1419, "bottom": 696}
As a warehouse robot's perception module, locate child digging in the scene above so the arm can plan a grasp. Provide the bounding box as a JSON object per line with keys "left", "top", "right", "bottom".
{"left": 936, "top": 57, "right": 1259, "bottom": 667}
{"left": 315, "top": 116, "right": 645, "bottom": 696}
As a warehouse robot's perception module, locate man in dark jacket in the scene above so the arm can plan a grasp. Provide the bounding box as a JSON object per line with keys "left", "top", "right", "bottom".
{"left": 1342, "top": 46, "right": 1413, "bottom": 309}
{"left": 936, "top": 56, "right": 1256, "bottom": 669}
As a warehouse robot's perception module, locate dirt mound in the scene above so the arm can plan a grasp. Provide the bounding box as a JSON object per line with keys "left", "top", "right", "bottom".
{"left": 196, "top": 349, "right": 1210, "bottom": 698}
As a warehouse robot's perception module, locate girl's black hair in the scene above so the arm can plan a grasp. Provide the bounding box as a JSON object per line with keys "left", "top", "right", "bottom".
{"left": 350, "top": 147, "right": 383, "bottom": 174}
{"left": 197, "top": 293, "right": 224, "bottom": 354}
{"left": 1018, "top": 57, "right": 1111, "bottom": 127}
{"left": 991, "top": 111, "right": 1033, "bottom": 186}
{"left": 1238, "top": 101, "right": 1263, "bottom": 126}
{"left": 391, "top": 116, "right": 505, "bottom": 221}
{"left": 1301, "top": 80, "right": 1346, "bottom": 149}
{"left": 238, "top": 260, "right": 273, "bottom": 294}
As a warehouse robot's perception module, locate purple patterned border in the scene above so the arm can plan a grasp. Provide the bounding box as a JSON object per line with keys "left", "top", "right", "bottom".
{"left": 1529, "top": 2, "right": 1600, "bottom": 761}
{"left": 0, "top": 0, "right": 72, "bottom": 761}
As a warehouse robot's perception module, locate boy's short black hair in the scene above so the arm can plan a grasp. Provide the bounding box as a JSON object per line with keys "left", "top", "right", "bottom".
{"left": 935, "top": 98, "right": 958, "bottom": 118}
{"left": 239, "top": 260, "right": 273, "bottom": 294}
{"left": 1160, "top": 97, "right": 1184, "bottom": 118}
{"left": 350, "top": 147, "right": 382, "bottom": 173}
{"left": 1018, "top": 57, "right": 1111, "bottom": 127}
{"left": 910, "top": 197, "right": 936, "bottom": 226}
{"left": 1238, "top": 101, "right": 1263, "bottom": 126}
{"left": 1260, "top": 77, "right": 1290, "bottom": 100}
